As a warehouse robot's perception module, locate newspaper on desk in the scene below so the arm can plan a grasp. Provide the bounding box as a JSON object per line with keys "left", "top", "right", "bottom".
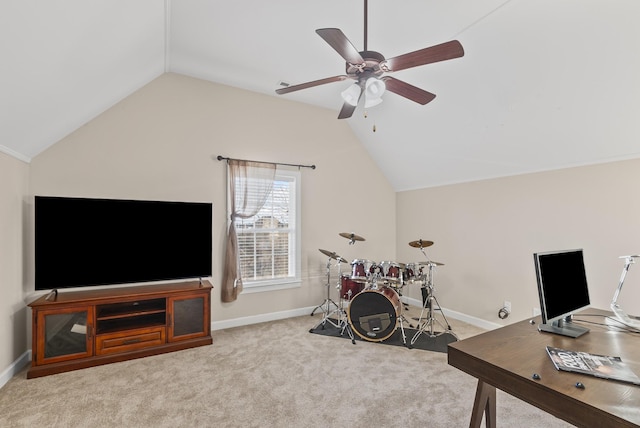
{"left": 546, "top": 346, "right": 640, "bottom": 386}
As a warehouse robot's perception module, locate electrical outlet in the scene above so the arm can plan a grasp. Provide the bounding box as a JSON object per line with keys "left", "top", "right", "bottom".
{"left": 503, "top": 300, "right": 512, "bottom": 313}
{"left": 533, "top": 307, "right": 541, "bottom": 316}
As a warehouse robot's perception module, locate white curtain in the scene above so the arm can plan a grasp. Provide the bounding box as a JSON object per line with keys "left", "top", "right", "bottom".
{"left": 221, "top": 160, "right": 276, "bottom": 302}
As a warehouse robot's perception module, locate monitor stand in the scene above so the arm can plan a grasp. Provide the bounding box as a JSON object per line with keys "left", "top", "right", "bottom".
{"left": 538, "top": 316, "right": 589, "bottom": 338}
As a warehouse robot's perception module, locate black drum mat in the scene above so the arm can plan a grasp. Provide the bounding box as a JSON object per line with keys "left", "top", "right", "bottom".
{"left": 309, "top": 318, "right": 457, "bottom": 353}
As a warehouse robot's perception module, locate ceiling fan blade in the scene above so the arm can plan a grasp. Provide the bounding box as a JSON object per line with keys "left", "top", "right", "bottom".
{"left": 338, "top": 102, "right": 357, "bottom": 119}
{"left": 381, "top": 77, "right": 436, "bottom": 105}
{"left": 382, "top": 40, "right": 464, "bottom": 73}
{"left": 316, "top": 28, "right": 365, "bottom": 65}
{"left": 337, "top": 89, "right": 363, "bottom": 119}
{"left": 276, "top": 75, "right": 349, "bottom": 95}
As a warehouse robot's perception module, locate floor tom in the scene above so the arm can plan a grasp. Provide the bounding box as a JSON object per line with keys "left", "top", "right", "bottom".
{"left": 339, "top": 274, "right": 365, "bottom": 300}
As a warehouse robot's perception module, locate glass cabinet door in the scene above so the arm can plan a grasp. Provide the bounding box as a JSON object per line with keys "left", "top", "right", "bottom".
{"left": 36, "top": 306, "right": 93, "bottom": 364}
{"left": 168, "top": 294, "right": 209, "bottom": 342}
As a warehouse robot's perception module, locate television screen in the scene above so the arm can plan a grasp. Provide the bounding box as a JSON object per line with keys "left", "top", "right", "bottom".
{"left": 35, "top": 196, "right": 212, "bottom": 291}
{"left": 534, "top": 248, "right": 590, "bottom": 337}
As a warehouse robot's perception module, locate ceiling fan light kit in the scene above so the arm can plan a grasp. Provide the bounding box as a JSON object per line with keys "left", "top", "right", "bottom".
{"left": 364, "top": 77, "right": 385, "bottom": 108}
{"left": 275, "top": 0, "right": 464, "bottom": 119}
{"left": 341, "top": 83, "right": 362, "bottom": 106}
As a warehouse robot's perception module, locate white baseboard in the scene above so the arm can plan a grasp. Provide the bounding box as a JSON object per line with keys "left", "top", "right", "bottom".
{"left": 403, "top": 296, "right": 501, "bottom": 331}
{"left": 212, "top": 306, "right": 317, "bottom": 331}
{"left": 0, "top": 351, "right": 30, "bottom": 390}
{"left": 212, "top": 300, "right": 501, "bottom": 333}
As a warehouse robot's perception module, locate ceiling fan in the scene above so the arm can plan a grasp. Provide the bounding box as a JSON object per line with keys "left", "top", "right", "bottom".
{"left": 275, "top": 0, "right": 465, "bottom": 119}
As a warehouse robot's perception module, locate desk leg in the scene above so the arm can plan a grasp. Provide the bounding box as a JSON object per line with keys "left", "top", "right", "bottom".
{"left": 469, "top": 380, "right": 496, "bottom": 428}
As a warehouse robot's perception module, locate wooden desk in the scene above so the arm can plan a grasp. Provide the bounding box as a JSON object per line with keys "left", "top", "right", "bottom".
{"left": 448, "top": 309, "right": 640, "bottom": 427}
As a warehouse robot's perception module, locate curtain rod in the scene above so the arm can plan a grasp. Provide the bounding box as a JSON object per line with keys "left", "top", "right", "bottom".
{"left": 216, "top": 155, "right": 316, "bottom": 170}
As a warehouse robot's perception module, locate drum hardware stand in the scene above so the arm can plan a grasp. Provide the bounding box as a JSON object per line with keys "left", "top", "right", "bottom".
{"left": 311, "top": 250, "right": 342, "bottom": 316}
{"left": 410, "top": 262, "right": 456, "bottom": 345}
{"left": 398, "top": 275, "right": 413, "bottom": 320}
{"left": 397, "top": 313, "right": 410, "bottom": 347}
{"left": 310, "top": 304, "right": 355, "bottom": 345}
{"left": 309, "top": 252, "right": 356, "bottom": 344}
{"left": 389, "top": 283, "right": 415, "bottom": 329}
{"left": 337, "top": 291, "right": 356, "bottom": 344}
{"left": 370, "top": 270, "right": 411, "bottom": 347}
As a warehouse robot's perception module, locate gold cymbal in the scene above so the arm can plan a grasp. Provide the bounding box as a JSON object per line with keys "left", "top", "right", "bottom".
{"left": 318, "top": 249, "right": 349, "bottom": 263}
{"left": 339, "top": 232, "right": 365, "bottom": 242}
{"left": 418, "top": 260, "right": 444, "bottom": 266}
{"left": 408, "top": 239, "right": 434, "bottom": 248}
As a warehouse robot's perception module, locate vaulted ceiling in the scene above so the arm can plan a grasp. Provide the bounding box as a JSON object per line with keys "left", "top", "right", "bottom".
{"left": 3, "top": 0, "right": 640, "bottom": 191}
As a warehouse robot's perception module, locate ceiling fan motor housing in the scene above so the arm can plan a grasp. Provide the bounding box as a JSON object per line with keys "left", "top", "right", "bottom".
{"left": 346, "top": 50, "right": 386, "bottom": 80}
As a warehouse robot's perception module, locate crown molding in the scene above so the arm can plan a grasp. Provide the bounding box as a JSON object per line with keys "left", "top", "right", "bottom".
{"left": 0, "top": 144, "right": 31, "bottom": 164}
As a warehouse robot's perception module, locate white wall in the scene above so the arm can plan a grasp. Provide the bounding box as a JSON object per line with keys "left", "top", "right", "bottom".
{"left": 28, "top": 72, "right": 396, "bottom": 324}
{"left": 397, "top": 159, "right": 640, "bottom": 325}
{"left": 0, "top": 152, "right": 30, "bottom": 379}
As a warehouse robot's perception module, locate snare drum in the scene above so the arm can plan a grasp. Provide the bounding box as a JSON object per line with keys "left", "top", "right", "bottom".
{"left": 340, "top": 274, "right": 365, "bottom": 300}
{"left": 378, "top": 261, "right": 403, "bottom": 283}
{"left": 347, "top": 286, "right": 401, "bottom": 342}
{"left": 351, "top": 259, "right": 374, "bottom": 283}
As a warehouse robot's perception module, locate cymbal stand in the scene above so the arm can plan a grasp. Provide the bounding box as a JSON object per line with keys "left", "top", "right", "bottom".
{"left": 310, "top": 260, "right": 356, "bottom": 344}
{"left": 410, "top": 261, "right": 456, "bottom": 346}
{"left": 310, "top": 256, "right": 340, "bottom": 316}
{"left": 387, "top": 282, "right": 415, "bottom": 330}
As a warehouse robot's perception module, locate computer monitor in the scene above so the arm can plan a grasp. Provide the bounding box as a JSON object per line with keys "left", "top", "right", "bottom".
{"left": 534, "top": 248, "right": 590, "bottom": 338}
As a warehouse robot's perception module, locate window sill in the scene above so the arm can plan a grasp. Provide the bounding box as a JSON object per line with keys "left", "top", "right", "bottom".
{"left": 241, "top": 280, "right": 301, "bottom": 294}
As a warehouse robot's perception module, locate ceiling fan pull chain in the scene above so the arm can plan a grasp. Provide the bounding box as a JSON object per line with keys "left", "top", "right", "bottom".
{"left": 362, "top": 109, "right": 376, "bottom": 132}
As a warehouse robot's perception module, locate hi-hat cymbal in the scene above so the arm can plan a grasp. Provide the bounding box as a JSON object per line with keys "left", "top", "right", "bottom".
{"left": 339, "top": 232, "right": 365, "bottom": 242}
{"left": 408, "top": 239, "right": 434, "bottom": 248}
{"left": 419, "top": 260, "right": 444, "bottom": 266}
{"left": 318, "top": 249, "right": 349, "bottom": 263}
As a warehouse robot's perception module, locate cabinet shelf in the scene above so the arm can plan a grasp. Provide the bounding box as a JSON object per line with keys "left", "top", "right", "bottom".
{"left": 97, "top": 309, "right": 166, "bottom": 322}
{"left": 96, "top": 313, "right": 167, "bottom": 335}
{"left": 96, "top": 298, "right": 166, "bottom": 319}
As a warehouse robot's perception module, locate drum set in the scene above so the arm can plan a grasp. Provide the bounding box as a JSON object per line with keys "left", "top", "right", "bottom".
{"left": 311, "top": 234, "right": 456, "bottom": 347}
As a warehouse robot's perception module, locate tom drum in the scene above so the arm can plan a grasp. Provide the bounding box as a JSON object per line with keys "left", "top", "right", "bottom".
{"left": 404, "top": 262, "right": 424, "bottom": 283}
{"left": 351, "top": 259, "right": 374, "bottom": 283}
{"left": 378, "top": 261, "right": 403, "bottom": 283}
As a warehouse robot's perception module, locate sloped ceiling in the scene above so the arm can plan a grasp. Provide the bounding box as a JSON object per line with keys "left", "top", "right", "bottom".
{"left": 2, "top": 0, "right": 640, "bottom": 191}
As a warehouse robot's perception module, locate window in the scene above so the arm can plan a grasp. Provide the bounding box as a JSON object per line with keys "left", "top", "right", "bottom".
{"left": 229, "top": 168, "right": 301, "bottom": 292}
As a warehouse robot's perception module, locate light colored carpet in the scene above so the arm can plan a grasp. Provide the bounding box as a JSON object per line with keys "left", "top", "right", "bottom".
{"left": 0, "top": 306, "right": 573, "bottom": 427}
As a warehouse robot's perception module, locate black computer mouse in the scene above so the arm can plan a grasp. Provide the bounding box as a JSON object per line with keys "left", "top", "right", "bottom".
{"left": 575, "top": 382, "right": 585, "bottom": 389}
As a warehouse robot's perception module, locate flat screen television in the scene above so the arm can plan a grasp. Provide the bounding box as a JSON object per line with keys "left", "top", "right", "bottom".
{"left": 534, "top": 248, "right": 590, "bottom": 338}
{"left": 35, "top": 196, "right": 212, "bottom": 291}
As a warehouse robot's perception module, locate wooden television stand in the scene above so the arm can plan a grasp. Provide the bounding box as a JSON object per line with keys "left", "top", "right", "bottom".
{"left": 28, "top": 280, "right": 213, "bottom": 379}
